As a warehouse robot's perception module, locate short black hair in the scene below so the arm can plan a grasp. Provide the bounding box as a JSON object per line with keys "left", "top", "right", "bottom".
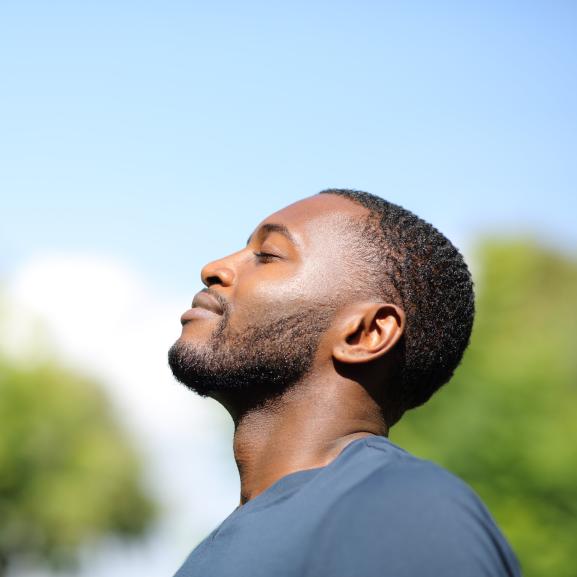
{"left": 319, "top": 189, "right": 475, "bottom": 424}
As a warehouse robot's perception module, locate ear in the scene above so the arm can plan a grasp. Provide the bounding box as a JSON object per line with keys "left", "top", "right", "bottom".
{"left": 332, "top": 302, "right": 405, "bottom": 365}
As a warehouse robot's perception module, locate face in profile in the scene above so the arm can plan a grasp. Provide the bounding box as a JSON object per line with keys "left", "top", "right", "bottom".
{"left": 168, "top": 194, "right": 369, "bottom": 400}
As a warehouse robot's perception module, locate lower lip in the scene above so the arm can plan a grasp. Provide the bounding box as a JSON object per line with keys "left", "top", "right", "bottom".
{"left": 180, "top": 308, "right": 220, "bottom": 325}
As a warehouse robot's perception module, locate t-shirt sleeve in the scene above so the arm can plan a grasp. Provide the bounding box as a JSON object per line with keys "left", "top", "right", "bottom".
{"left": 304, "top": 462, "right": 522, "bottom": 577}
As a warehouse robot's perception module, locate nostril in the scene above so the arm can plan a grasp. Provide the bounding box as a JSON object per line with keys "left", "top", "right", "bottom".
{"left": 205, "top": 275, "right": 221, "bottom": 287}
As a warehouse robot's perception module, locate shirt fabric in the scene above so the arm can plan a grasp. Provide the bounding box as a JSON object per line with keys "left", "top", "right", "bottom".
{"left": 174, "top": 435, "right": 521, "bottom": 577}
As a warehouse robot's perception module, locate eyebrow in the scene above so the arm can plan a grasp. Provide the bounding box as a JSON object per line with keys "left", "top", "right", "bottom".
{"left": 246, "top": 223, "right": 297, "bottom": 247}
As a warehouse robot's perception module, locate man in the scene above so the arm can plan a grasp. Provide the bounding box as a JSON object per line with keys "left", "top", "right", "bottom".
{"left": 168, "top": 189, "right": 521, "bottom": 577}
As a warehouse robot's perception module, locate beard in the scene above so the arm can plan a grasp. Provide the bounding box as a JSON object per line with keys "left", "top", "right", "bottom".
{"left": 168, "top": 302, "right": 336, "bottom": 400}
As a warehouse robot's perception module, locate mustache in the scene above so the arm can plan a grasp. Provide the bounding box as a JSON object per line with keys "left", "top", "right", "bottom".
{"left": 202, "top": 288, "right": 231, "bottom": 318}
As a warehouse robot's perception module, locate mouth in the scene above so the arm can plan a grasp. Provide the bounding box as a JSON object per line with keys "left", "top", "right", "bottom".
{"left": 180, "top": 289, "right": 225, "bottom": 325}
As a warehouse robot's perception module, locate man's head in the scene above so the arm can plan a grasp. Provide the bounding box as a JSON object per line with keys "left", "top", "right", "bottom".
{"left": 168, "top": 190, "right": 474, "bottom": 425}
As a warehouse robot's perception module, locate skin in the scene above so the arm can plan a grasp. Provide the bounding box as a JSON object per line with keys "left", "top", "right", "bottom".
{"left": 178, "top": 194, "right": 405, "bottom": 506}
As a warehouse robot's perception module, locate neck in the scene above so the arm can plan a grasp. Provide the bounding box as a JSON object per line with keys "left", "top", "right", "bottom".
{"left": 212, "top": 375, "right": 388, "bottom": 506}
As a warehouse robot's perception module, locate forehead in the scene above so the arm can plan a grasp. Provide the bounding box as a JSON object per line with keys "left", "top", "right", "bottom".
{"left": 256, "top": 194, "right": 369, "bottom": 243}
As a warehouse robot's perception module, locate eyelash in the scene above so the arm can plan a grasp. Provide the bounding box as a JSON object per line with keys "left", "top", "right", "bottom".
{"left": 253, "top": 252, "right": 279, "bottom": 263}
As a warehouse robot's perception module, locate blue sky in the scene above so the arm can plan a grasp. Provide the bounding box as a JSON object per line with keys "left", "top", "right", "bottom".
{"left": 1, "top": 0, "right": 576, "bottom": 298}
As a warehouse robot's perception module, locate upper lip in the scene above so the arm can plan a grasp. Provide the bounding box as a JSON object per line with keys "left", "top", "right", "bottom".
{"left": 191, "top": 290, "right": 225, "bottom": 315}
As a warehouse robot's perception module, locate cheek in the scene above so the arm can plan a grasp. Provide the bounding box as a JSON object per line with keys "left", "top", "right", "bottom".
{"left": 231, "top": 259, "right": 345, "bottom": 322}
{"left": 232, "top": 281, "right": 301, "bottom": 323}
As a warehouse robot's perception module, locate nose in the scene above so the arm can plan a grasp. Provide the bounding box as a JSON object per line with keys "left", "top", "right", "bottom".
{"left": 200, "top": 256, "right": 236, "bottom": 288}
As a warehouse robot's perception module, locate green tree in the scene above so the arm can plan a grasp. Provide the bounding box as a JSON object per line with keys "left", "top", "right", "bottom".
{"left": 393, "top": 238, "right": 577, "bottom": 577}
{"left": 0, "top": 354, "right": 156, "bottom": 575}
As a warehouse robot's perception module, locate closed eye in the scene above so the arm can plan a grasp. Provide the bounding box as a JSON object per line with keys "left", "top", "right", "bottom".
{"left": 253, "top": 251, "right": 280, "bottom": 263}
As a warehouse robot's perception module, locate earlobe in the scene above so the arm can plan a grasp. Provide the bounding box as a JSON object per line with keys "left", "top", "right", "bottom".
{"left": 332, "top": 303, "right": 405, "bottom": 365}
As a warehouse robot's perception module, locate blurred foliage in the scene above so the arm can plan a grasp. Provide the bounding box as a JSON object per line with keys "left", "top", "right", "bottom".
{"left": 0, "top": 354, "right": 156, "bottom": 575}
{"left": 393, "top": 238, "right": 577, "bottom": 577}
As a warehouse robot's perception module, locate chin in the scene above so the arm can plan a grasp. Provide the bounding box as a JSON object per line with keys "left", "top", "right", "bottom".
{"left": 177, "top": 321, "right": 217, "bottom": 346}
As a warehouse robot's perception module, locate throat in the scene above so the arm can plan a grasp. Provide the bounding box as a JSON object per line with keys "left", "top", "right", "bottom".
{"left": 222, "top": 376, "right": 389, "bottom": 507}
{"left": 233, "top": 421, "right": 383, "bottom": 505}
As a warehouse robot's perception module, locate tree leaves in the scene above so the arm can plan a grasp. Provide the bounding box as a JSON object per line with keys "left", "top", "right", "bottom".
{"left": 0, "top": 358, "right": 156, "bottom": 574}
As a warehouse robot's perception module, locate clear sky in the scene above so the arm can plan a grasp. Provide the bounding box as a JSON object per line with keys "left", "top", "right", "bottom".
{"left": 1, "top": 0, "right": 576, "bottom": 296}
{"left": 1, "top": 2, "right": 576, "bottom": 576}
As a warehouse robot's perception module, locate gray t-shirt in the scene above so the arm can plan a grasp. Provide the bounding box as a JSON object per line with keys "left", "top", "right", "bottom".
{"left": 174, "top": 435, "right": 521, "bottom": 577}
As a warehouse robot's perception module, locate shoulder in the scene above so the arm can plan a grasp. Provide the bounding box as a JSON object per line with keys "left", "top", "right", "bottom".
{"left": 340, "top": 436, "right": 502, "bottom": 533}
{"left": 357, "top": 436, "right": 486, "bottom": 509}
{"left": 311, "top": 436, "right": 521, "bottom": 577}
